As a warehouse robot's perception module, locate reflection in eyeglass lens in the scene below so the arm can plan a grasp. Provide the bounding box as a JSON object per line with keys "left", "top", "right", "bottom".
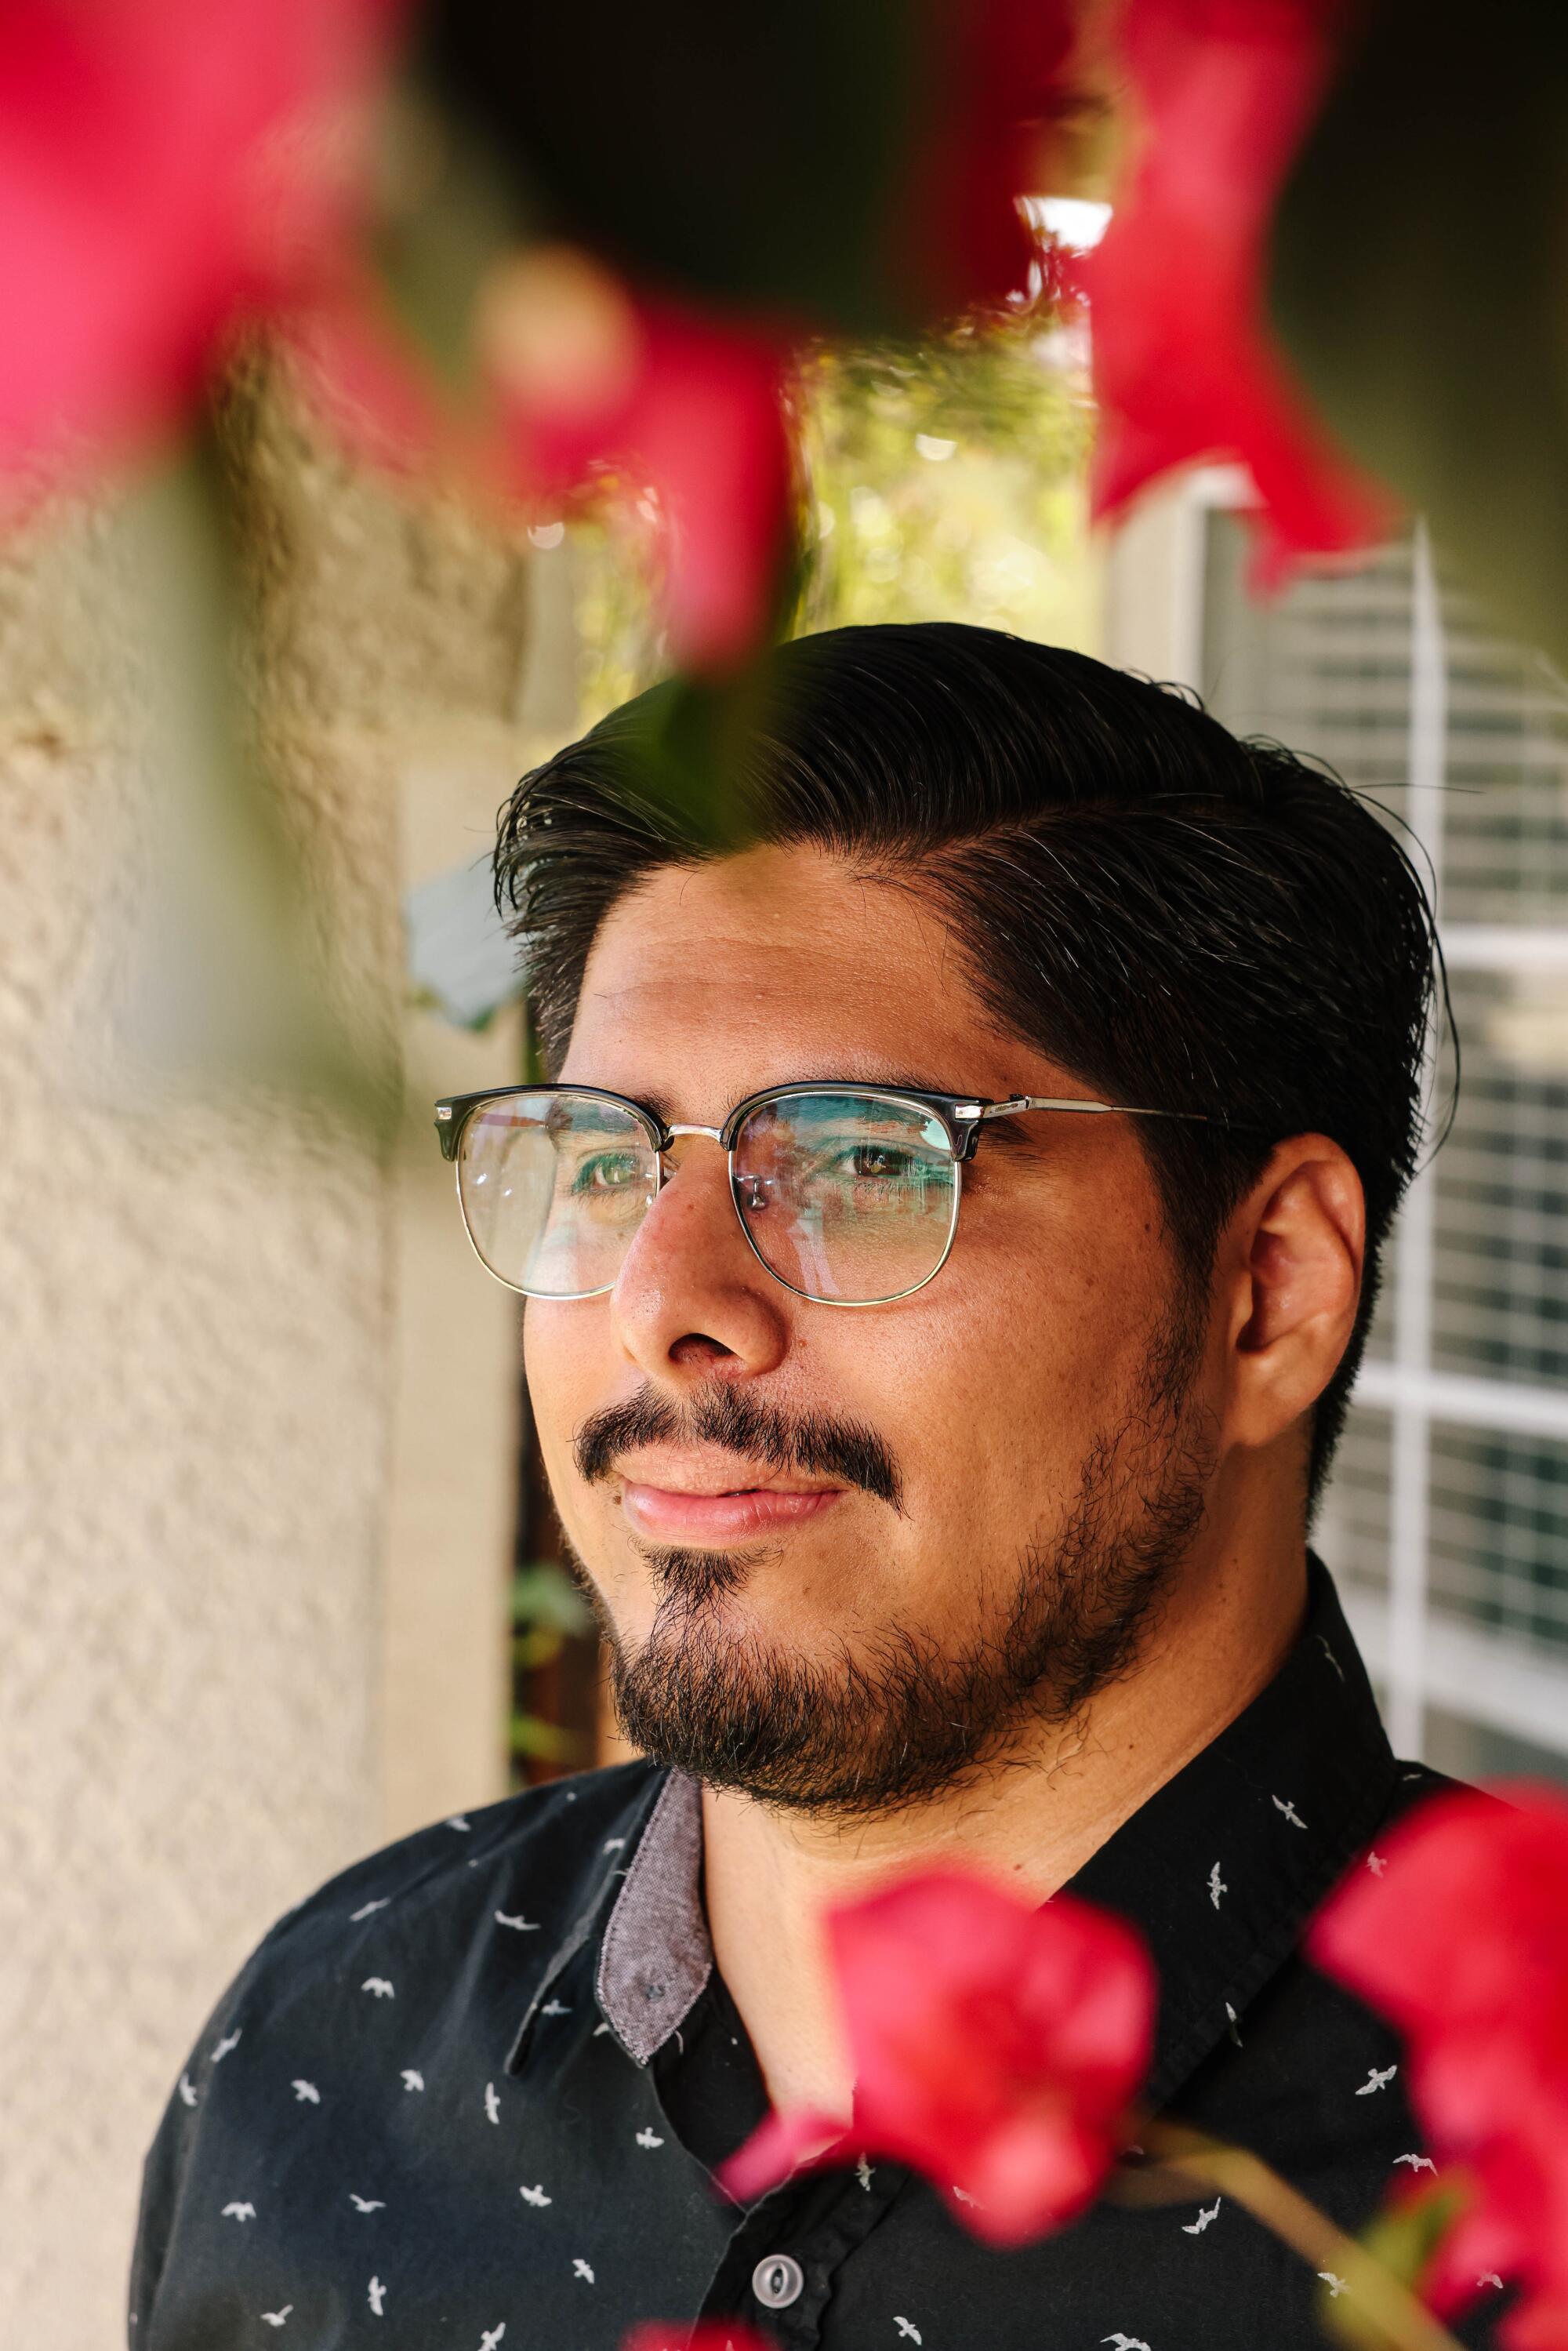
{"left": 734, "top": 1092, "right": 956, "bottom": 1302}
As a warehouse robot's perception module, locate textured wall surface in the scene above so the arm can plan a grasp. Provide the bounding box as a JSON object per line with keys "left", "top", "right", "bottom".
{"left": 0, "top": 395, "right": 546, "bottom": 2347}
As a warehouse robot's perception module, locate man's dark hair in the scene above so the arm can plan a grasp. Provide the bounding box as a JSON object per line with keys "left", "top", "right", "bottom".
{"left": 495, "top": 620, "right": 1443, "bottom": 1508}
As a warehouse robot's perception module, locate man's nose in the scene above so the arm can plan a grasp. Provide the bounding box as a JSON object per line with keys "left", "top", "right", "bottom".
{"left": 609, "top": 1133, "right": 791, "bottom": 1382}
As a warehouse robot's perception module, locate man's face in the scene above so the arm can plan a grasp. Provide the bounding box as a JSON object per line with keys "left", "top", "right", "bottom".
{"left": 525, "top": 844, "right": 1221, "bottom": 1812}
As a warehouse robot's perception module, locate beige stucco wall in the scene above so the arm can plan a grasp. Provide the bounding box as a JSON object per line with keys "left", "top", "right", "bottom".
{"left": 0, "top": 394, "right": 561, "bottom": 2346}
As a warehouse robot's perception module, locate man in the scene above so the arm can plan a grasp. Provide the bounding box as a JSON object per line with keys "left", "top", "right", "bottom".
{"left": 132, "top": 623, "right": 1497, "bottom": 2348}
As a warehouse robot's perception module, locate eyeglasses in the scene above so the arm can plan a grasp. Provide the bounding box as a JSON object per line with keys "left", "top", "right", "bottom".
{"left": 434, "top": 1081, "right": 1215, "bottom": 1307}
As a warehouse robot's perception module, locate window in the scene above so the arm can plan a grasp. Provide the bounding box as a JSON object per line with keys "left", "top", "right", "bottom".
{"left": 1183, "top": 482, "right": 1568, "bottom": 1782}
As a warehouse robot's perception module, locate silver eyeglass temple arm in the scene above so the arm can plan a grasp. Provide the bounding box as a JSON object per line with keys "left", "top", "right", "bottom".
{"left": 977, "top": 1096, "right": 1211, "bottom": 1124}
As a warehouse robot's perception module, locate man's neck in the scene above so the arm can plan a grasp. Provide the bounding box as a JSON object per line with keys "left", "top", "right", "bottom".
{"left": 699, "top": 1530, "right": 1309, "bottom": 2117}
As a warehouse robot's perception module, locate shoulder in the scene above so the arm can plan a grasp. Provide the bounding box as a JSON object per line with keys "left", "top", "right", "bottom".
{"left": 132, "top": 1762, "right": 666, "bottom": 2337}
{"left": 1377, "top": 1758, "right": 1508, "bottom": 1837}
{"left": 1382, "top": 1758, "right": 1465, "bottom": 1811}
{"left": 241, "top": 1757, "right": 662, "bottom": 2004}
{"left": 151, "top": 1758, "right": 663, "bottom": 2128}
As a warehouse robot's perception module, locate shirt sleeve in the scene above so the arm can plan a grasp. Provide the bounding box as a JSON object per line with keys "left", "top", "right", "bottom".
{"left": 125, "top": 1928, "right": 281, "bottom": 2346}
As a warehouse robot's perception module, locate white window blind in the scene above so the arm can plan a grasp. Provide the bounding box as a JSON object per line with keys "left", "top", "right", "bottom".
{"left": 1196, "top": 504, "right": 1568, "bottom": 1779}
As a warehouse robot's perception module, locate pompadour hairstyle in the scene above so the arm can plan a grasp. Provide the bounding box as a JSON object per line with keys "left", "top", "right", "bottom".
{"left": 495, "top": 620, "right": 1443, "bottom": 1506}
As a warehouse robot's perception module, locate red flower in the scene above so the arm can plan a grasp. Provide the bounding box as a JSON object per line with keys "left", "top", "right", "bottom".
{"left": 892, "top": 0, "right": 1076, "bottom": 325}
{"left": 474, "top": 252, "right": 794, "bottom": 676}
{"left": 0, "top": 0, "right": 394, "bottom": 482}
{"left": 1308, "top": 1784, "right": 1568, "bottom": 2349}
{"left": 622, "top": 2328, "right": 776, "bottom": 2351}
{"left": 1087, "top": 0, "right": 1392, "bottom": 579}
{"left": 720, "top": 1869, "right": 1153, "bottom": 2247}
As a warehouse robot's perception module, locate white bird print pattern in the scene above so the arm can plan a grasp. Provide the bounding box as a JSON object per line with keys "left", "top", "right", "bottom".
{"left": 1316, "top": 1633, "right": 1345, "bottom": 1681}
{"left": 143, "top": 1739, "right": 1446, "bottom": 2344}
{"left": 445, "top": 1815, "right": 472, "bottom": 1832}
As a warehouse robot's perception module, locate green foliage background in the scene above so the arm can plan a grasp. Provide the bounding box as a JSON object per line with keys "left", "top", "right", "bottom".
{"left": 571, "top": 308, "right": 1100, "bottom": 732}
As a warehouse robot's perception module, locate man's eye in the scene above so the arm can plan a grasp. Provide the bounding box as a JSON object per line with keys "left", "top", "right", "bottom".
{"left": 846, "top": 1145, "right": 908, "bottom": 1180}
{"left": 816, "top": 1143, "right": 941, "bottom": 1186}
{"left": 568, "top": 1152, "right": 644, "bottom": 1194}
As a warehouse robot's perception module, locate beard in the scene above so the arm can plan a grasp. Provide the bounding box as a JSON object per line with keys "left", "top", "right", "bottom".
{"left": 570, "top": 1303, "right": 1217, "bottom": 1820}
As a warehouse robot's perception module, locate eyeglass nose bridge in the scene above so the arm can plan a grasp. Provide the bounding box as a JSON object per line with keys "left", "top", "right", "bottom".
{"left": 660, "top": 1121, "right": 727, "bottom": 1149}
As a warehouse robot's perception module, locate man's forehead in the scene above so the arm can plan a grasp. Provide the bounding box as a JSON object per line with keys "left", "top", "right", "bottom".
{"left": 575, "top": 849, "right": 949, "bottom": 1024}
{"left": 559, "top": 845, "right": 1069, "bottom": 1104}
{"left": 593, "top": 845, "right": 951, "bottom": 965}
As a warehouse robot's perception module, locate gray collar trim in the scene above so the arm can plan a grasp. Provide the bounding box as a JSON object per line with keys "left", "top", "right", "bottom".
{"left": 595, "top": 1768, "right": 712, "bottom": 2064}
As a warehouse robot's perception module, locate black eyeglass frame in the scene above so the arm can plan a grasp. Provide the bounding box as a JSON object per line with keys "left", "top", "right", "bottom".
{"left": 433, "top": 1081, "right": 1218, "bottom": 1307}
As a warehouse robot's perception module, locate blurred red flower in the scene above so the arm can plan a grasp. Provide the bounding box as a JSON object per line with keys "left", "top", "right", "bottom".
{"left": 719, "top": 1868, "right": 1153, "bottom": 2247}
{"left": 1308, "top": 1784, "right": 1568, "bottom": 2350}
{"left": 474, "top": 252, "right": 793, "bottom": 674}
{"left": 0, "top": 0, "right": 394, "bottom": 482}
{"left": 895, "top": 0, "right": 1075, "bottom": 324}
{"left": 468, "top": 0, "right": 1073, "bottom": 674}
{"left": 1087, "top": 0, "right": 1392, "bottom": 579}
{"left": 622, "top": 2328, "right": 776, "bottom": 2351}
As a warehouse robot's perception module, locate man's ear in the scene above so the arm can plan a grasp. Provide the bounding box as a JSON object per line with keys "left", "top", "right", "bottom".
{"left": 1222, "top": 1137, "right": 1366, "bottom": 1453}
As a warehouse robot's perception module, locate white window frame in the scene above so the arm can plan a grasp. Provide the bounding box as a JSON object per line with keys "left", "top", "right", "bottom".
{"left": 1160, "top": 471, "right": 1568, "bottom": 1765}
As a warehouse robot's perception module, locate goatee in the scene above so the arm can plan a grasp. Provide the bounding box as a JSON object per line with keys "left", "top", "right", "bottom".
{"left": 573, "top": 1310, "right": 1214, "bottom": 1819}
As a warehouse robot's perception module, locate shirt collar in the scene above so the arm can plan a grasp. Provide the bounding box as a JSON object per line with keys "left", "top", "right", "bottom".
{"left": 509, "top": 1556, "right": 1394, "bottom": 2106}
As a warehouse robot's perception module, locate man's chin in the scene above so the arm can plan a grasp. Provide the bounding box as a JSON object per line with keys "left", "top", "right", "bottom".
{"left": 602, "top": 1612, "right": 1011, "bottom": 1818}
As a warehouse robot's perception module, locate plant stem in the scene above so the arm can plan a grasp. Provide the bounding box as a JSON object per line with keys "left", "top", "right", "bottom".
{"left": 1129, "top": 2120, "right": 1465, "bottom": 2351}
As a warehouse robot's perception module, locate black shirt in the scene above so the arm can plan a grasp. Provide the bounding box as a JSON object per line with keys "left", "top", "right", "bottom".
{"left": 132, "top": 1561, "right": 1506, "bottom": 2348}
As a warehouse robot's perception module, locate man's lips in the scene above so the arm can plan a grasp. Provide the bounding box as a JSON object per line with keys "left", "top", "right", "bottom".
{"left": 617, "top": 1474, "right": 845, "bottom": 1545}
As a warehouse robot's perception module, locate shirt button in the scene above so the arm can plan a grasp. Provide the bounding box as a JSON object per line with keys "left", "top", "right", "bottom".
{"left": 752, "top": 2253, "right": 805, "bottom": 2309}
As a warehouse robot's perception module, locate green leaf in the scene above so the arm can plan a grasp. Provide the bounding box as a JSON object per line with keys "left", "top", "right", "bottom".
{"left": 510, "top": 1561, "right": 596, "bottom": 1636}
{"left": 1270, "top": 0, "right": 1568, "bottom": 667}
{"left": 509, "top": 1710, "right": 588, "bottom": 1764}
{"left": 1317, "top": 2175, "right": 1471, "bottom": 2351}
{"left": 512, "top": 1626, "right": 566, "bottom": 1673}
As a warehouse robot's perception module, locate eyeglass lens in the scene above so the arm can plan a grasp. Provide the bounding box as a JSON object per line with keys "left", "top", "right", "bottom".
{"left": 730, "top": 1092, "right": 956, "bottom": 1301}
{"left": 456, "top": 1089, "right": 958, "bottom": 1303}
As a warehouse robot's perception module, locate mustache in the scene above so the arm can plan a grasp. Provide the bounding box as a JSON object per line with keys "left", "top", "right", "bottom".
{"left": 572, "top": 1381, "right": 904, "bottom": 1513}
